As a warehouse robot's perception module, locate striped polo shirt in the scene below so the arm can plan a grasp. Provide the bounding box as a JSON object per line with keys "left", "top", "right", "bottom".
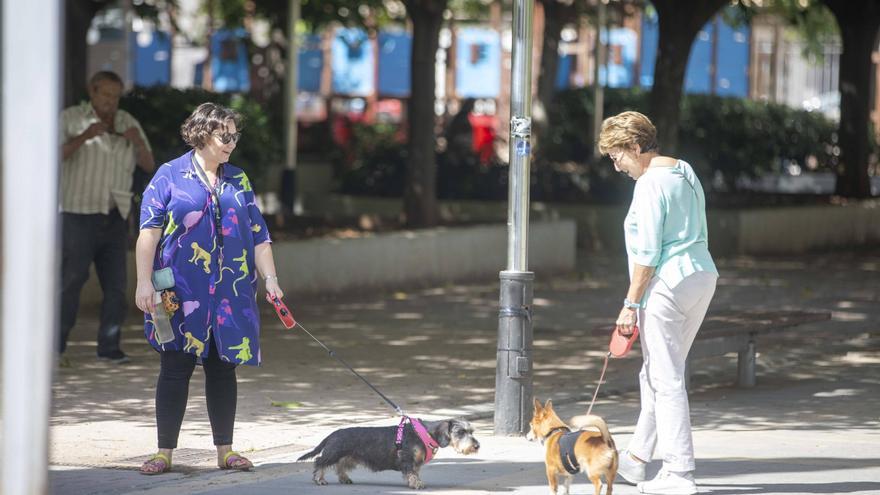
{"left": 60, "top": 102, "right": 152, "bottom": 219}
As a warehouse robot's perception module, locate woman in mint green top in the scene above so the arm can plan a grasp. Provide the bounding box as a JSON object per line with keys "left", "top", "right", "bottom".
{"left": 597, "top": 111, "right": 718, "bottom": 495}
{"left": 624, "top": 157, "right": 717, "bottom": 289}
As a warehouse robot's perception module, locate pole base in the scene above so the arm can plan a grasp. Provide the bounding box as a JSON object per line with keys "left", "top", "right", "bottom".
{"left": 494, "top": 270, "right": 534, "bottom": 436}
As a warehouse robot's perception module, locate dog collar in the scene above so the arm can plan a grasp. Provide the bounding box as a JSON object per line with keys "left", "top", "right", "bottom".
{"left": 542, "top": 426, "right": 570, "bottom": 444}
{"left": 396, "top": 416, "right": 440, "bottom": 463}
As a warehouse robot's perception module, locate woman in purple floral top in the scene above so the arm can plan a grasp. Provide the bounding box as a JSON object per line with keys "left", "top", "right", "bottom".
{"left": 134, "top": 103, "right": 283, "bottom": 475}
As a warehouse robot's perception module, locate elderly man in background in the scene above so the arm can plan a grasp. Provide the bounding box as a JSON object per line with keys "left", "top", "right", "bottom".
{"left": 59, "top": 71, "right": 155, "bottom": 365}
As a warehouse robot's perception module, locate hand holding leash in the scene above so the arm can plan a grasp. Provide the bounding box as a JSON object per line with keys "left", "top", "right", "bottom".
{"left": 266, "top": 293, "right": 296, "bottom": 329}
{"left": 609, "top": 325, "right": 639, "bottom": 358}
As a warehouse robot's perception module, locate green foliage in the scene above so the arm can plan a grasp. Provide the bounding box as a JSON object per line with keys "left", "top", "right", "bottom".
{"left": 337, "top": 123, "right": 409, "bottom": 196}
{"left": 538, "top": 87, "right": 839, "bottom": 191}
{"left": 336, "top": 122, "right": 509, "bottom": 199}
{"left": 449, "top": 0, "right": 493, "bottom": 20}
{"left": 121, "top": 86, "right": 284, "bottom": 193}
{"left": 736, "top": 0, "right": 839, "bottom": 60}
{"left": 334, "top": 88, "right": 839, "bottom": 200}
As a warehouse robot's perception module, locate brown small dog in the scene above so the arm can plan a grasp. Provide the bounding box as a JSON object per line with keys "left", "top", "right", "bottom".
{"left": 527, "top": 398, "right": 618, "bottom": 495}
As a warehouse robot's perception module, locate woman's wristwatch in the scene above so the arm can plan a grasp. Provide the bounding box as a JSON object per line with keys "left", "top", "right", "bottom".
{"left": 264, "top": 274, "right": 278, "bottom": 282}
{"left": 623, "top": 298, "right": 644, "bottom": 310}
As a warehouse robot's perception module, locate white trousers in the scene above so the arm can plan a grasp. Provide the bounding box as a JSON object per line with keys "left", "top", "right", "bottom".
{"left": 627, "top": 271, "right": 717, "bottom": 473}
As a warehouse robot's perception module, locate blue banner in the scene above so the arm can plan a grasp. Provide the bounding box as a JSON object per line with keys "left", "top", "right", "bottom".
{"left": 455, "top": 27, "right": 501, "bottom": 98}
{"left": 602, "top": 27, "right": 638, "bottom": 88}
{"left": 685, "top": 23, "right": 714, "bottom": 94}
{"left": 715, "top": 20, "right": 749, "bottom": 97}
{"left": 378, "top": 31, "right": 411, "bottom": 97}
{"left": 298, "top": 34, "right": 323, "bottom": 93}
{"left": 130, "top": 30, "right": 171, "bottom": 86}
{"left": 332, "top": 28, "right": 374, "bottom": 96}
{"left": 640, "top": 7, "right": 749, "bottom": 96}
{"left": 211, "top": 28, "right": 250, "bottom": 92}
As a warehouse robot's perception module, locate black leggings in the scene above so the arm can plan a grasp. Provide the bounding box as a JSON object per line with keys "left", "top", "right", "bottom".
{"left": 156, "top": 340, "right": 238, "bottom": 449}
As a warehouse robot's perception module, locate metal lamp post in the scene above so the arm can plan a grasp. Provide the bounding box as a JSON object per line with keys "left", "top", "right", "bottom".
{"left": 494, "top": 0, "right": 535, "bottom": 436}
{"left": 281, "top": 0, "right": 300, "bottom": 215}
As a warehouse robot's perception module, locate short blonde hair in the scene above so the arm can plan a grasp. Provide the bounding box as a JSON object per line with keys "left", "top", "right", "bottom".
{"left": 597, "top": 111, "right": 659, "bottom": 155}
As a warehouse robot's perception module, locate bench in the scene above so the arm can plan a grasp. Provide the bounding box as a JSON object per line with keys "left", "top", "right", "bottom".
{"left": 685, "top": 309, "right": 831, "bottom": 388}
{"left": 592, "top": 310, "right": 832, "bottom": 388}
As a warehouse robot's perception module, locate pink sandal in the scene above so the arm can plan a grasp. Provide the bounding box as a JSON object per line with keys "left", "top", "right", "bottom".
{"left": 221, "top": 451, "right": 253, "bottom": 471}
{"left": 139, "top": 453, "right": 171, "bottom": 475}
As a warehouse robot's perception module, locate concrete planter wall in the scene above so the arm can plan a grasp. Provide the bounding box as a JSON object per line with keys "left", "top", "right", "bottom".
{"left": 272, "top": 220, "right": 575, "bottom": 293}
{"left": 79, "top": 220, "right": 576, "bottom": 306}
{"left": 303, "top": 194, "right": 880, "bottom": 256}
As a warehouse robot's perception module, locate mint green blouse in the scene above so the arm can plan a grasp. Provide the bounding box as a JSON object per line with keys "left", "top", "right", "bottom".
{"left": 624, "top": 160, "right": 718, "bottom": 292}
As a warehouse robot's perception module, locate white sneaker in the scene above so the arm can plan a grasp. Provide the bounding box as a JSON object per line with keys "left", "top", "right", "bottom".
{"left": 616, "top": 450, "right": 647, "bottom": 485}
{"left": 637, "top": 469, "right": 697, "bottom": 495}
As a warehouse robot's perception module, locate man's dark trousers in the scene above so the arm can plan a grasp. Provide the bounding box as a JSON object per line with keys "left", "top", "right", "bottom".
{"left": 59, "top": 210, "right": 129, "bottom": 356}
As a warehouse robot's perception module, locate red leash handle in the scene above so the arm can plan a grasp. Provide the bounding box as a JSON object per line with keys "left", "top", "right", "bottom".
{"left": 265, "top": 293, "right": 296, "bottom": 329}
{"left": 609, "top": 325, "right": 639, "bottom": 358}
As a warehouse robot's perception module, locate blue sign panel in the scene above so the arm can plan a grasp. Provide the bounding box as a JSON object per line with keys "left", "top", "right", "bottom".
{"left": 455, "top": 27, "right": 501, "bottom": 98}
{"left": 556, "top": 53, "right": 574, "bottom": 89}
{"left": 378, "top": 31, "right": 411, "bottom": 97}
{"left": 685, "top": 23, "right": 713, "bottom": 94}
{"left": 332, "top": 28, "right": 374, "bottom": 96}
{"left": 640, "top": 7, "right": 749, "bottom": 96}
{"left": 601, "top": 27, "right": 638, "bottom": 88}
{"left": 131, "top": 30, "right": 171, "bottom": 86}
{"left": 715, "top": 20, "right": 749, "bottom": 97}
{"left": 639, "top": 8, "right": 659, "bottom": 87}
{"left": 210, "top": 28, "right": 250, "bottom": 92}
{"left": 298, "top": 34, "right": 322, "bottom": 93}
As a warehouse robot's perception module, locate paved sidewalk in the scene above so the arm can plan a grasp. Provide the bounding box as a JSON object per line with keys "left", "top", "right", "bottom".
{"left": 50, "top": 251, "right": 880, "bottom": 494}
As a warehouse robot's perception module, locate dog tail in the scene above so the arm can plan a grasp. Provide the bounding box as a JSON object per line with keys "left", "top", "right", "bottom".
{"left": 571, "top": 414, "right": 613, "bottom": 446}
{"left": 297, "top": 438, "right": 327, "bottom": 461}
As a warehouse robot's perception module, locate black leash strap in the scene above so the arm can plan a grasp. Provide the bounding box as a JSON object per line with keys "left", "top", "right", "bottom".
{"left": 294, "top": 321, "right": 404, "bottom": 416}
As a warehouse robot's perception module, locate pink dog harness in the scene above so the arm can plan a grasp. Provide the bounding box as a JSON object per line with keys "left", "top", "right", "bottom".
{"left": 396, "top": 416, "right": 440, "bottom": 463}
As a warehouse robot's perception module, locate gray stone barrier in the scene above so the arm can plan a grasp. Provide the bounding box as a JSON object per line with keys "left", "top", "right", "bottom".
{"left": 78, "top": 220, "right": 576, "bottom": 306}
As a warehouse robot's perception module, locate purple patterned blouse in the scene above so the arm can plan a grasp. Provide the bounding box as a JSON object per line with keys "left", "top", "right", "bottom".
{"left": 139, "top": 150, "right": 271, "bottom": 365}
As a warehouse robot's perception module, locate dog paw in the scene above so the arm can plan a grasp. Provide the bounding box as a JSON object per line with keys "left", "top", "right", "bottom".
{"left": 339, "top": 476, "right": 353, "bottom": 484}
{"left": 408, "top": 480, "right": 425, "bottom": 489}
{"left": 314, "top": 478, "right": 328, "bottom": 486}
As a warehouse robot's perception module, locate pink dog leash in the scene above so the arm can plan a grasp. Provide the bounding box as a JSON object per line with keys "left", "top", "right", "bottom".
{"left": 586, "top": 325, "right": 640, "bottom": 416}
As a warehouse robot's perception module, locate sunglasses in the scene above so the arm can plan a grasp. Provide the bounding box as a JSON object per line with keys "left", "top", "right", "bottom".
{"left": 214, "top": 131, "right": 241, "bottom": 144}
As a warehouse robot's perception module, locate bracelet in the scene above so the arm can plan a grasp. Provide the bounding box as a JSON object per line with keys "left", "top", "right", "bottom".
{"left": 623, "top": 298, "right": 643, "bottom": 310}
{"left": 264, "top": 274, "right": 278, "bottom": 282}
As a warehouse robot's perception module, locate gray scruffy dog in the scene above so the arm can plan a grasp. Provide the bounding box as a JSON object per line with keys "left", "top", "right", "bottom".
{"left": 297, "top": 418, "right": 480, "bottom": 489}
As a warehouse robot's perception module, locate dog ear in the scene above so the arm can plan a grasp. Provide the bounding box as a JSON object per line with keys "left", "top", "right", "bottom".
{"left": 533, "top": 398, "right": 542, "bottom": 411}
{"left": 431, "top": 420, "right": 452, "bottom": 448}
{"left": 544, "top": 399, "right": 553, "bottom": 410}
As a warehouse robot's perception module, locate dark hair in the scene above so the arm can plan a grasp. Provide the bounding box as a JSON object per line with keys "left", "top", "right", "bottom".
{"left": 89, "top": 71, "right": 124, "bottom": 88}
{"left": 180, "top": 102, "right": 242, "bottom": 149}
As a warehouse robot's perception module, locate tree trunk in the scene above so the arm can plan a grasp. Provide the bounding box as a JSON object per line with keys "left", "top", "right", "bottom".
{"left": 825, "top": 0, "right": 880, "bottom": 198}
{"left": 648, "top": 0, "right": 727, "bottom": 155}
{"left": 404, "top": 0, "right": 446, "bottom": 227}
{"left": 64, "top": 0, "right": 112, "bottom": 106}
{"left": 535, "top": 0, "right": 574, "bottom": 135}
